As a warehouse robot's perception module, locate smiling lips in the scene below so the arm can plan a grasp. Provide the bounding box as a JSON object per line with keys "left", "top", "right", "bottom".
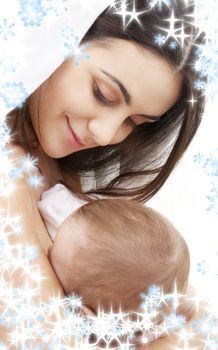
{"left": 66, "top": 116, "right": 85, "bottom": 150}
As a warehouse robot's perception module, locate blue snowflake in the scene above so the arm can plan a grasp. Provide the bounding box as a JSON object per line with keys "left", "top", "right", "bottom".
{"left": 0, "top": 82, "right": 28, "bottom": 108}
{"left": 61, "top": 25, "right": 75, "bottom": 42}
{"left": 18, "top": 0, "right": 47, "bottom": 27}
{"left": 197, "top": 260, "right": 208, "bottom": 275}
{"left": 28, "top": 174, "right": 45, "bottom": 189}
{"left": 0, "top": 57, "right": 19, "bottom": 75}
{"left": 21, "top": 245, "right": 39, "bottom": 262}
{"left": 0, "top": 18, "right": 15, "bottom": 40}
{"left": 192, "top": 313, "right": 218, "bottom": 337}
{"left": 194, "top": 79, "right": 206, "bottom": 91}
{"left": 196, "top": 55, "right": 211, "bottom": 78}
{"left": 0, "top": 310, "right": 17, "bottom": 329}
{"left": 192, "top": 40, "right": 218, "bottom": 98}
{"left": 169, "top": 41, "right": 177, "bottom": 50}
{"left": 42, "top": 0, "right": 69, "bottom": 17}
{"left": 207, "top": 185, "right": 218, "bottom": 213}
{"left": 194, "top": 150, "right": 218, "bottom": 213}
{"left": 61, "top": 26, "right": 90, "bottom": 65}
{"left": 9, "top": 166, "right": 23, "bottom": 180}
{"left": 193, "top": 152, "right": 204, "bottom": 165}
{"left": 77, "top": 317, "right": 94, "bottom": 337}
{"left": 154, "top": 33, "right": 166, "bottom": 46}
{"left": 164, "top": 312, "right": 186, "bottom": 332}
{"left": 140, "top": 285, "right": 162, "bottom": 312}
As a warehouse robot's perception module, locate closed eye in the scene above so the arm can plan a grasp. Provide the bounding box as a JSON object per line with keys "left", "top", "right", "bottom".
{"left": 130, "top": 114, "right": 160, "bottom": 125}
{"left": 93, "top": 84, "right": 115, "bottom": 106}
{"left": 125, "top": 115, "right": 160, "bottom": 128}
{"left": 93, "top": 83, "right": 160, "bottom": 128}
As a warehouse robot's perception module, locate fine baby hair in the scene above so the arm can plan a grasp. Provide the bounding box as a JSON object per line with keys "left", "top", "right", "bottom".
{"left": 55, "top": 198, "right": 190, "bottom": 317}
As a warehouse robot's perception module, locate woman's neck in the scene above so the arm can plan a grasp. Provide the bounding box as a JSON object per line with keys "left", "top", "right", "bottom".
{"left": 32, "top": 145, "right": 63, "bottom": 192}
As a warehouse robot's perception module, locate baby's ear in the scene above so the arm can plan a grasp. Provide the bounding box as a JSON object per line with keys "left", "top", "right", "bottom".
{"left": 81, "top": 305, "right": 96, "bottom": 317}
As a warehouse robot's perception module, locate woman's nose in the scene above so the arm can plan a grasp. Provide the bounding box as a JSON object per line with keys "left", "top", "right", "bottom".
{"left": 88, "top": 115, "right": 129, "bottom": 146}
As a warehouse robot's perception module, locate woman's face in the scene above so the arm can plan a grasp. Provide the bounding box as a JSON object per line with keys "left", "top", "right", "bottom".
{"left": 29, "top": 39, "right": 183, "bottom": 158}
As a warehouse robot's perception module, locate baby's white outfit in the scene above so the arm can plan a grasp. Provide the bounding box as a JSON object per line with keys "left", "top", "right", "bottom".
{"left": 38, "top": 184, "right": 87, "bottom": 241}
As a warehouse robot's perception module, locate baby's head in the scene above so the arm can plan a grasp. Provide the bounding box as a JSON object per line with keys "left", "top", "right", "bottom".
{"left": 48, "top": 199, "right": 190, "bottom": 315}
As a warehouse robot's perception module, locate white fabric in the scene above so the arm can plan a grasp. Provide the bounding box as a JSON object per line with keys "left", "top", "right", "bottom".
{"left": 0, "top": 0, "right": 111, "bottom": 117}
{"left": 38, "top": 184, "right": 87, "bottom": 241}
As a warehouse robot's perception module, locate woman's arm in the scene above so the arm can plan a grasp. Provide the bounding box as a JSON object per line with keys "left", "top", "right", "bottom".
{"left": 1, "top": 145, "right": 205, "bottom": 349}
{"left": 0, "top": 145, "right": 74, "bottom": 348}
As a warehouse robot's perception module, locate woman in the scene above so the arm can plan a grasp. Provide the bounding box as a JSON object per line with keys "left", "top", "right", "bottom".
{"left": 1, "top": 0, "right": 206, "bottom": 348}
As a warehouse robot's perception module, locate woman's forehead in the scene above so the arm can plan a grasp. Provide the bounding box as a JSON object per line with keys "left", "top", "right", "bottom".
{"left": 86, "top": 40, "right": 183, "bottom": 116}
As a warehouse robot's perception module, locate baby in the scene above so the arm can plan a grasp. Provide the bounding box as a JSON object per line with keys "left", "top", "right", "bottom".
{"left": 38, "top": 184, "right": 190, "bottom": 319}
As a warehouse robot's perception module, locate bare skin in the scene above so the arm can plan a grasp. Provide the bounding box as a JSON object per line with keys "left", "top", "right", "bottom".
{"left": 28, "top": 40, "right": 182, "bottom": 159}
{"left": 1, "top": 144, "right": 205, "bottom": 350}
{"left": 1, "top": 39, "right": 204, "bottom": 348}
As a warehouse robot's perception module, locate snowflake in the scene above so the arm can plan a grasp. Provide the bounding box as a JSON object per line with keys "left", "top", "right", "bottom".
{"left": 207, "top": 185, "right": 218, "bottom": 214}
{"left": 61, "top": 27, "right": 90, "bottom": 65}
{"left": 0, "top": 18, "right": 15, "bottom": 41}
{"left": 9, "top": 166, "right": 23, "bottom": 180}
{"left": 140, "top": 285, "right": 162, "bottom": 313}
{"left": 192, "top": 313, "right": 218, "bottom": 337}
{"left": 42, "top": 0, "right": 69, "bottom": 17}
{"left": 154, "top": 33, "right": 166, "bottom": 46}
{"left": 0, "top": 82, "right": 28, "bottom": 109}
{"left": 164, "top": 312, "right": 186, "bottom": 332}
{"left": 77, "top": 317, "right": 94, "bottom": 338}
{"left": 18, "top": 0, "right": 47, "bottom": 27}
{"left": 194, "top": 150, "right": 218, "bottom": 214}
{"left": 194, "top": 79, "right": 207, "bottom": 91}
{"left": 28, "top": 174, "right": 45, "bottom": 189}
{"left": 196, "top": 260, "right": 208, "bottom": 275}
{"left": 0, "top": 57, "right": 19, "bottom": 76}
{"left": 193, "top": 152, "right": 204, "bottom": 165}
{"left": 193, "top": 41, "right": 218, "bottom": 99}
{"left": 21, "top": 245, "right": 39, "bottom": 262}
{"left": 169, "top": 41, "right": 177, "bottom": 49}
{"left": 61, "top": 25, "right": 90, "bottom": 65}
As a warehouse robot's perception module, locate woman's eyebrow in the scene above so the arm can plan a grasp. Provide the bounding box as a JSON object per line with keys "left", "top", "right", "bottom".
{"left": 99, "top": 68, "right": 131, "bottom": 105}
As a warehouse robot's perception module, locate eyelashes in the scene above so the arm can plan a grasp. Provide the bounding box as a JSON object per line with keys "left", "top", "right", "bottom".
{"left": 93, "top": 83, "right": 156, "bottom": 129}
{"left": 93, "top": 84, "right": 114, "bottom": 106}
{"left": 93, "top": 83, "right": 136, "bottom": 129}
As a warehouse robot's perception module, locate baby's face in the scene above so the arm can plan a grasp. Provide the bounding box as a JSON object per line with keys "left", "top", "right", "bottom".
{"left": 47, "top": 212, "right": 87, "bottom": 292}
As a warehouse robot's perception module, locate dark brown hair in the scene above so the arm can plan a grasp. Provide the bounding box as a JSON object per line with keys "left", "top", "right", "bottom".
{"left": 62, "top": 199, "right": 190, "bottom": 315}
{"left": 7, "top": 0, "right": 206, "bottom": 202}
